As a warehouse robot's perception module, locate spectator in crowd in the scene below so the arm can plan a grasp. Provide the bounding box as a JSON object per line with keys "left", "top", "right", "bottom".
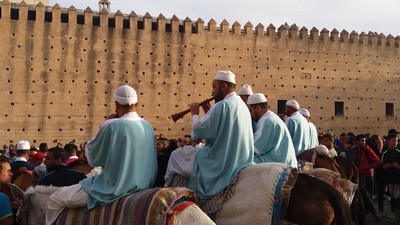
{"left": 10, "top": 140, "right": 35, "bottom": 172}
{"left": 37, "top": 147, "right": 86, "bottom": 187}
{"left": 367, "top": 134, "right": 386, "bottom": 212}
{"left": 168, "top": 139, "right": 179, "bottom": 153}
{"left": 0, "top": 156, "right": 13, "bottom": 225}
{"left": 348, "top": 134, "right": 381, "bottom": 221}
{"left": 79, "top": 143, "right": 85, "bottom": 151}
{"left": 347, "top": 132, "right": 356, "bottom": 146}
{"left": 7, "top": 144, "right": 16, "bottom": 161}
{"left": 387, "top": 128, "right": 400, "bottom": 149}
{"left": 1, "top": 145, "right": 9, "bottom": 157}
{"left": 28, "top": 147, "right": 39, "bottom": 162}
{"left": 39, "top": 143, "right": 48, "bottom": 156}
{"left": 336, "top": 133, "right": 350, "bottom": 157}
{"left": 319, "top": 133, "right": 339, "bottom": 158}
{"left": 381, "top": 133, "right": 400, "bottom": 219}
{"left": 155, "top": 137, "right": 171, "bottom": 187}
{"left": 30, "top": 152, "right": 47, "bottom": 179}
{"left": 64, "top": 143, "right": 79, "bottom": 166}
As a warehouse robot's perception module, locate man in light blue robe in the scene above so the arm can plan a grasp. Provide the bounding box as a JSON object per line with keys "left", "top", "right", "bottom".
{"left": 247, "top": 94, "right": 297, "bottom": 168}
{"left": 46, "top": 85, "right": 157, "bottom": 225}
{"left": 188, "top": 70, "right": 254, "bottom": 200}
{"left": 299, "top": 108, "right": 320, "bottom": 149}
{"left": 285, "top": 100, "right": 311, "bottom": 156}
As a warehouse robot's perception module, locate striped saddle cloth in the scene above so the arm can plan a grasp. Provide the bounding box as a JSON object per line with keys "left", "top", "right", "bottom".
{"left": 54, "top": 187, "right": 200, "bottom": 225}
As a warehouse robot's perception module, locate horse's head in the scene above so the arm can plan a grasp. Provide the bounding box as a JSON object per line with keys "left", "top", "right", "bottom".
{"left": 9, "top": 183, "right": 61, "bottom": 225}
{"left": 9, "top": 183, "right": 30, "bottom": 225}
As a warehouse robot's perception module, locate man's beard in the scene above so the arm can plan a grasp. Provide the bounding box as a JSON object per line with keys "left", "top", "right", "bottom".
{"left": 214, "top": 89, "right": 224, "bottom": 102}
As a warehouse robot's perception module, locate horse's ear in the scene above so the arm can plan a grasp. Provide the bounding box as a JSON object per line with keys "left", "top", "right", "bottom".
{"left": 9, "top": 183, "right": 25, "bottom": 204}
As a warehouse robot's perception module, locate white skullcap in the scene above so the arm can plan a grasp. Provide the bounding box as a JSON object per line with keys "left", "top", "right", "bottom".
{"left": 237, "top": 84, "right": 253, "bottom": 95}
{"left": 17, "top": 140, "right": 30, "bottom": 151}
{"left": 315, "top": 145, "right": 330, "bottom": 157}
{"left": 247, "top": 93, "right": 267, "bottom": 105}
{"left": 298, "top": 108, "right": 310, "bottom": 117}
{"left": 286, "top": 100, "right": 300, "bottom": 110}
{"left": 214, "top": 70, "right": 236, "bottom": 84}
{"left": 113, "top": 85, "right": 138, "bottom": 105}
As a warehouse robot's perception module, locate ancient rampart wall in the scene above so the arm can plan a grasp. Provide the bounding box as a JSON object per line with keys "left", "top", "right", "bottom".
{"left": 0, "top": 0, "right": 399, "bottom": 145}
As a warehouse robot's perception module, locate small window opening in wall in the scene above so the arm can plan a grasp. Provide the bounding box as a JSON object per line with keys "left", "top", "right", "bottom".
{"left": 108, "top": 18, "right": 115, "bottom": 28}
{"left": 123, "top": 19, "right": 130, "bottom": 29}
{"left": 28, "top": 10, "right": 36, "bottom": 21}
{"left": 61, "top": 13, "right": 68, "bottom": 23}
{"left": 386, "top": 103, "right": 394, "bottom": 117}
{"left": 277, "top": 100, "right": 287, "bottom": 115}
{"left": 93, "top": 16, "right": 100, "bottom": 26}
{"left": 335, "top": 101, "right": 344, "bottom": 117}
{"left": 11, "top": 8, "right": 19, "bottom": 20}
{"left": 151, "top": 21, "right": 158, "bottom": 31}
{"left": 44, "top": 11, "right": 52, "bottom": 22}
{"left": 137, "top": 20, "right": 144, "bottom": 29}
{"left": 77, "top": 14, "right": 84, "bottom": 24}
{"left": 166, "top": 23, "right": 172, "bottom": 32}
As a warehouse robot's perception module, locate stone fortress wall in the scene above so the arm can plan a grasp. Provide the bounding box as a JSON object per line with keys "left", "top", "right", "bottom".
{"left": 9, "top": 0, "right": 48, "bottom": 6}
{"left": 0, "top": 0, "right": 399, "bottom": 145}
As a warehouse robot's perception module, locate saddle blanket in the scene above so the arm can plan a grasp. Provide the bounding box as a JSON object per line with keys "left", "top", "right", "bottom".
{"left": 54, "top": 187, "right": 199, "bottom": 225}
{"left": 304, "top": 168, "right": 358, "bottom": 205}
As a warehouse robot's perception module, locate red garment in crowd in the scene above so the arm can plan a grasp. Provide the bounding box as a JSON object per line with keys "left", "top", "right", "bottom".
{"left": 354, "top": 145, "right": 381, "bottom": 177}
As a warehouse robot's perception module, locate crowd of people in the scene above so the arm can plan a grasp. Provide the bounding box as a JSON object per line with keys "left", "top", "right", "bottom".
{"left": 0, "top": 71, "right": 399, "bottom": 225}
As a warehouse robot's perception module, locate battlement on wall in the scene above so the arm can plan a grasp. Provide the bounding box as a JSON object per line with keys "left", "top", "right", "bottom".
{"left": 1, "top": 0, "right": 400, "bottom": 49}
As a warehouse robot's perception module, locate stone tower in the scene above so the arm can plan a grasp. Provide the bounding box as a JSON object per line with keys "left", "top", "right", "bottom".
{"left": 98, "top": 0, "right": 110, "bottom": 12}
{"left": 8, "top": 0, "right": 48, "bottom": 5}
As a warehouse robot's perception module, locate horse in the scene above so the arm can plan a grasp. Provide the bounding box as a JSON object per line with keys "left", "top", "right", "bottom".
{"left": 298, "top": 149, "right": 365, "bottom": 225}
{"left": 211, "top": 163, "right": 352, "bottom": 225}
{"left": 9, "top": 184, "right": 215, "bottom": 225}
{"left": 11, "top": 161, "right": 352, "bottom": 225}
{"left": 168, "top": 163, "right": 352, "bottom": 225}
{"left": 8, "top": 164, "right": 214, "bottom": 225}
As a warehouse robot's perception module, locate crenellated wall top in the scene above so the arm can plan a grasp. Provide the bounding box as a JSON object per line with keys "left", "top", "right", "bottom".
{"left": 1, "top": 1, "right": 400, "bottom": 48}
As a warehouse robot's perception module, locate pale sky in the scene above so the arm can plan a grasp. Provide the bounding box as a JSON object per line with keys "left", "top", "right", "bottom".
{"left": 49, "top": 0, "right": 400, "bottom": 36}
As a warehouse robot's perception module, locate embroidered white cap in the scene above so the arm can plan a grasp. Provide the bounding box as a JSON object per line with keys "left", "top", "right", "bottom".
{"left": 286, "top": 100, "right": 300, "bottom": 110}
{"left": 17, "top": 140, "right": 30, "bottom": 151}
{"left": 237, "top": 84, "right": 253, "bottom": 96}
{"left": 299, "top": 108, "right": 311, "bottom": 117}
{"left": 214, "top": 70, "right": 236, "bottom": 84}
{"left": 247, "top": 93, "right": 267, "bottom": 105}
{"left": 113, "top": 85, "right": 138, "bottom": 105}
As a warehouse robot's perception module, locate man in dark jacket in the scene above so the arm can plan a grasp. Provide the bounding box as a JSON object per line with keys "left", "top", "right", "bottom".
{"left": 37, "top": 147, "right": 86, "bottom": 187}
